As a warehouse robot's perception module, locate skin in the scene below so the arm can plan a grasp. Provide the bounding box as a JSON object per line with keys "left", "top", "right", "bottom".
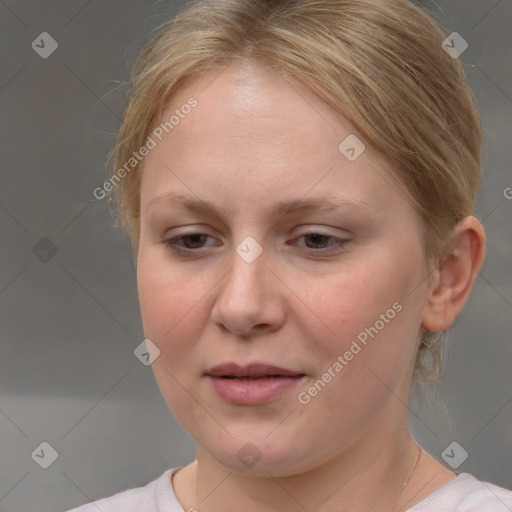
{"left": 136, "top": 61, "right": 486, "bottom": 511}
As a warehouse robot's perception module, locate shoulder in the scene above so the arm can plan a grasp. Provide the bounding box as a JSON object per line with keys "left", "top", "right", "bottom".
{"left": 409, "top": 473, "right": 512, "bottom": 511}
{"left": 64, "top": 468, "right": 184, "bottom": 512}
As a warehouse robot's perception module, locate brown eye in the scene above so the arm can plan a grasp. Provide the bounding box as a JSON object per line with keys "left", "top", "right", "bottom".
{"left": 291, "top": 232, "right": 350, "bottom": 255}
{"left": 303, "top": 233, "right": 334, "bottom": 249}
{"left": 181, "top": 234, "right": 208, "bottom": 249}
{"left": 163, "top": 233, "right": 220, "bottom": 256}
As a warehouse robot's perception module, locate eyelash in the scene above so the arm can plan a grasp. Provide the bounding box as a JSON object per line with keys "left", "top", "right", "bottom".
{"left": 163, "top": 232, "right": 349, "bottom": 256}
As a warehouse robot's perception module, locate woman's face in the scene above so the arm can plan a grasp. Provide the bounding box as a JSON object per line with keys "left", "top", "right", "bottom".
{"left": 137, "top": 61, "right": 431, "bottom": 476}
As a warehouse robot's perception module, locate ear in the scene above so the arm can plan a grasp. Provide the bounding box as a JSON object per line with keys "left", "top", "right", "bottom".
{"left": 421, "top": 216, "right": 486, "bottom": 333}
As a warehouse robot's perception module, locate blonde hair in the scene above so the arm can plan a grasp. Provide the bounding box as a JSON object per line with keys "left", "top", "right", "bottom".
{"left": 108, "top": 0, "right": 484, "bottom": 386}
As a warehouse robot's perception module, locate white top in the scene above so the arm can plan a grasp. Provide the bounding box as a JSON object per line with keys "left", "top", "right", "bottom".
{"left": 66, "top": 468, "right": 512, "bottom": 511}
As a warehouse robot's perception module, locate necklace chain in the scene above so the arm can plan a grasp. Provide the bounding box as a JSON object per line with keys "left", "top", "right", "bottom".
{"left": 388, "top": 444, "right": 422, "bottom": 512}
{"left": 193, "top": 446, "right": 422, "bottom": 512}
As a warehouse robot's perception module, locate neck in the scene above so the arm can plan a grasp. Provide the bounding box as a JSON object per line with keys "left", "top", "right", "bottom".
{"left": 192, "top": 416, "right": 423, "bottom": 512}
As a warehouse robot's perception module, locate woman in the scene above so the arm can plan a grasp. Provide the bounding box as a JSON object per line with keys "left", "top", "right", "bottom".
{"left": 68, "top": 0, "right": 512, "bottom": 510}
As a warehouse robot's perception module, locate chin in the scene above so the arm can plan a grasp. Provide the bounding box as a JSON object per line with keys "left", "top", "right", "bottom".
{"left": 197, "top": 430, "right": 321, "bottom": 477}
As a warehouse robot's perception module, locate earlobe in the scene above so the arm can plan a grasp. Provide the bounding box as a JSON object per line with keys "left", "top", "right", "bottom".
{"left": 421, "top": 216, "right": 486, "bottom": 333}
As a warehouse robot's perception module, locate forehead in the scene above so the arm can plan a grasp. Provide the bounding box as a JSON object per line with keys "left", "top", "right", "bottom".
{"left": 139, "top": 61, "right": 412, "bottom": 217}
{"left": 156, "top": 61, "right": 356, "bottom": 152}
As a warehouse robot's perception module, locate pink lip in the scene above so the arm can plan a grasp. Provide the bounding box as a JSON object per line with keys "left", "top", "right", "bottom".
{"left": 205, "top": 363, "right": 306, "bottom": 405}
{"left": 206, "top": 362, "right": 303, "bottom": 378}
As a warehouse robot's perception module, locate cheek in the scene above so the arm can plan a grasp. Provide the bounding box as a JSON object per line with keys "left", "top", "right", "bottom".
{"left": 289, "top": 261, "right": 419, "bottom": 443}
{"left": 305, "top": 261, "right": 400, "bottom": 334}
{"left": 136, "top": 252, "right": 207, "bottom": 356}
{"left": 298, "top": 248, "right": 423, "bottom": 380}
{"left": 136, "top": 253, "right": 211, "bottom": 417}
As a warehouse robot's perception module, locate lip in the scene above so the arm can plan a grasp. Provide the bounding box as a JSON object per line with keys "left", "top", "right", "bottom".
{"left": 206, "top": 363, "right": 304, "bottom": 378}
{"left": 205, "top": 363, "right": 306, "bottom": 405}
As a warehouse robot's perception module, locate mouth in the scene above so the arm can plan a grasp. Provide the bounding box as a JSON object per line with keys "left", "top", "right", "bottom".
{"left": 218, "top": 375, "right": 293, "bottom": 380}
{"left": 205, "top": 363, "right": 306, "bottom": 405}
{"left": 205, "top": 363, "right": 305, "bottom": 379}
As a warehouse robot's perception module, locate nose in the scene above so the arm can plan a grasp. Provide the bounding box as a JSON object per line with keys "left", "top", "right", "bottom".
{"left": 210, "top": 243, "right": 286, "bottom": 337}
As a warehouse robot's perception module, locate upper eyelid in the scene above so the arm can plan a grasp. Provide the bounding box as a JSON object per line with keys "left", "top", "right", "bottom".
{"left": 164, "top": 224, "right": 351, "bottom": 237}
{"left": 165, "top": 231, "right": 349, "bottom": 250}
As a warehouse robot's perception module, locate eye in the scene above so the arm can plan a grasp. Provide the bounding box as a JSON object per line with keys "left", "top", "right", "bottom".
{"left": 162, "top": 230, "right": 349, "bottom": 257}
{"left": 293, "top": 232, "right": 349, "bottom": 252}
{"left": 163, "top": 233, "right": 218, "bottom": 255}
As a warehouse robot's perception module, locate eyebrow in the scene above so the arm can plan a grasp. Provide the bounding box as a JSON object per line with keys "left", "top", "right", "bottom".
{"left": 147, "top": 192, "right": 371, "bottom": 219}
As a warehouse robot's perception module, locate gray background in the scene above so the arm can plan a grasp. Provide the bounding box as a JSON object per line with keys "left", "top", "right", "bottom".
{"left": 0, "top": 1, "right": 510, "bottom": 511}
